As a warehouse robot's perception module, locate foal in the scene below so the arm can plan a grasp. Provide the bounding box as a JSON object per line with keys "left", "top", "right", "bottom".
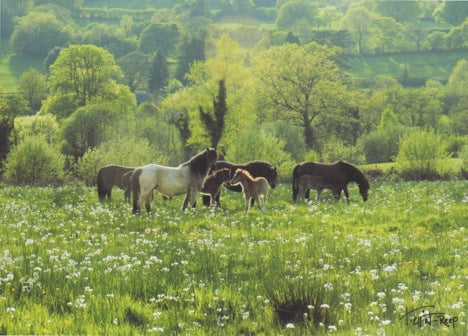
{"left": 295, "top": 174, "right": 324, "bottom": 202}
{"left": 200, "top": 168, "right": 232, "bottom": 207}
{"left": 230, "top": 169, "right": 269, "bottom": 215}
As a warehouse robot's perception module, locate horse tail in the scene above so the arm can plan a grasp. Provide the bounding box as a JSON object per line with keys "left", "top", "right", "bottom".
{"left": 97, "top": 167, "right": 106, "bottom": 202}
{"left": 292, "top": 164, "right": 300, "bottom": 202}
{"left": 131, "top": 168, "right": 142, "bottom": 214}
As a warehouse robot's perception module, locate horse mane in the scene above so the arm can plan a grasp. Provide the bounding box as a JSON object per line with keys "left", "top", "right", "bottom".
{"left": 181, "top": 148, "right": 216, "bottom": 175}
{"left": 236, "top": 168, "right": 254, "bottom": 180}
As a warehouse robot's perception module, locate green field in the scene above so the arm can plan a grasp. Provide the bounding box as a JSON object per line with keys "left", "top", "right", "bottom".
{"left": 0, "top": 181, "right": 466, "bottom": 334}
{"left": 348, "top": 50, "right": 468, "bottom": 83}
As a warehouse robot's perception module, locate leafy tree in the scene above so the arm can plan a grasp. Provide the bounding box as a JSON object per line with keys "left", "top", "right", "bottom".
{"left": 253, "top": 43, "right": 349, "bottom": 150}
{"left": 18, "top": 69, "right": 48, "bottom": 112}
{"left": 375, "top": 0, "right": 422, "bottom": 23}
{"left": 445, "top": 19, "right": 468, "bottom": 50}
{"left": 62, "top": 105, "right": 113, "bottom": 159}
{"left": 434, "top": 0, "right": 468, "bottom": 26}
{"left": 276, "top": 0, "right": 319, "bottom": 31}
{"left": 371, "top": 16, "right": 405, "bottom": 53}
{"left": 184, "top": 34, "right": 256, "bottom": 152}
{"left": 3, "top": 136, "right": 64, "bottom": 186}
{"left": 225, "top": 124, "right": 295, "bottom": 178}
{"left": 48, "top": 44, "right": 123, "bottom": 109}
{"left": 199, "top": 79, "right": 226, "bottom": 148}
{"left": 341, "top": 6, "right": 374, "bottom": 54}
{"left": 318, "top": 6, "right": 342, "bottom": 29}
{"left": 423, "top": 31, "right": 447, "bottom": 51}
{"left": 138, "top": 23, "right": 180, "bottom": 55}
{"left": 148, "top": 49, "right": 169, "bottom": 95}
{"left": 448, "top": 58, "right": 468, "bottom": 85}
{"left": 11, "top": 12, "right": 72, "bottom": 56}
{"left": 118, "top": 51, "right": 151, "bottom": 92}
{"left": 0, "top": 95, "right": 28, "bottom": 165}
{"left": 175, "top": 35, "right": 205, "bottom": 84}
{"left": 81, "top": 23, "right": 137, "bottom": 58}
{"left": 406, "top": 22, "right": 428, "bottom": 52}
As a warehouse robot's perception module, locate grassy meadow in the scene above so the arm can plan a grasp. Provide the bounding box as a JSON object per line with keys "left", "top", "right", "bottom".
{"left": 0, "top": 181, "right": 466, "bottom": 335}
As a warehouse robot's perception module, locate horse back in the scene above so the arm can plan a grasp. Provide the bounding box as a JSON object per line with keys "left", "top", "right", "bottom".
{"left": 296, "top": 162, "right": 347, "bottom": 185}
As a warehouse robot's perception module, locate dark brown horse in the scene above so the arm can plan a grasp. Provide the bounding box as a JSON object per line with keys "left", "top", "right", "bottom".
{"left": 200, "top": 168, "right": 232, "bottom": 207}
{"left": 202, "top": 160, "right": 278, "bottom": 206}
{"left": 97, "top": 165, "right": 135, "bottom": 202}
{"left": 292, "top": 161, "right": 369, "bottom": 203}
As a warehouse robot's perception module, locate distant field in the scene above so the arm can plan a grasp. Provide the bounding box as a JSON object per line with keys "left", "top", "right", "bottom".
{"left": 348, "top": 50, "right": 468, "bottom": 83}
{"left": 0, "top": 39, "right": 45, "bottom": 92}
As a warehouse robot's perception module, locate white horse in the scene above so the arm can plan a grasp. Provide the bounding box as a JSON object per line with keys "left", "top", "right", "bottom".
{"left": 132, "top": 148, "right": 218, "bottom": 213}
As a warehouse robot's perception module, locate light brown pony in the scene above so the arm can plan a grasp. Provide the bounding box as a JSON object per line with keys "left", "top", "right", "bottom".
{"left": 97, "top": 165, "right": 135, "bottom": 202}
{"left": 230, "top": 169, "right": 269, "bottom": 215}
{"left": 200, "top": 168, "right": 232, "bottom": 207}
{"left": 295, "top": 174, "right": 324, "bottom": 202}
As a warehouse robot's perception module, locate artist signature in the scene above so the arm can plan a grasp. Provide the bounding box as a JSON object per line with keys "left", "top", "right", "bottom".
{"left": 400, "top": 305, "right": 459, "bottom": 328}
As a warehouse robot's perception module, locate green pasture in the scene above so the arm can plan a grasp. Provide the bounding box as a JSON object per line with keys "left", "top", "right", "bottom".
{"left": 0, "top": 39, "right": 45, "bottom": 92}
{"left": 348, "top": 50, "right": 468, "bottom": 83}
{"left": 0, "top": 181, "right": 466, "bottom": 334}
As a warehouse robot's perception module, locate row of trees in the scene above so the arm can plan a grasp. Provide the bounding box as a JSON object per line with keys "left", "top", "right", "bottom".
{"left": 1, "top": 35, "right": 467, "bottom": 185}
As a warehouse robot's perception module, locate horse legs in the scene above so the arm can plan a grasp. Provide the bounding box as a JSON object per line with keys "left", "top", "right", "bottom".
{"left": 255, "top": 195, "right": 264, "bottom": 211}
{"left": 182, "top": 193, "right": 190, "bottom": 211}
{"left": 316, "top": 189, "right": 323, "bottom": 202}
{"left": 244, "top": 196, "right": 252, "bottom": 215}
{"left": 343, "top": 187, "right": 350, "bottom": 203}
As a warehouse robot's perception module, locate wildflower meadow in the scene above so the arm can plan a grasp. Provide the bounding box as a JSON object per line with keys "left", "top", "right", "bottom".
{"left": 0, "top": 181, "right": 466, "bottom": 335}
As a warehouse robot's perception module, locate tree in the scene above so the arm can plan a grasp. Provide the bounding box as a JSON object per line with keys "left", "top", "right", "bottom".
{"left": 118, "top": 51, "right": 151, "bottom": 92}
{"left": 18, "top": 68, "right": 48, "bottom": 112}
{"left": 434, "top": 0, "right": 468, "bottom": 26}
{"left": 371, "top": 16, "right": 405, "bottom": 53}
{"left": 138, "top": 23, "right": 180, "bottom": 54}
{"left": 148, "top": 49, "right": 169, "bottom": 95}
{"left": 199, "top": 80, "right": 226, "bottom": 148}
{"left": 175, "top": 35, "right": 205, "bottom": 84}
{"left": 341, "top": 6, "right": 374, "bottom": 53}
{"left": 81, "top": 23, "right": 137, "bottom": 58}
{"left": 375, "top": 0, "right": 421, "bottom": 23}
{"left": 11, "top": 12, "right": 72, "bottom": 56}
{"left": 276, "top": 0, "right": 319, "bottom": 31}
{"left": 48, "top": 44, "right": 123, "bottom": 108}
{"left": 0, "top": 95, "right": 28, "bottom": 165}
{"left": 406, "top": 22, "right": 428, "bottom": 52}
{"left": 253, "top": 43, "right": 349, "bottom": 150}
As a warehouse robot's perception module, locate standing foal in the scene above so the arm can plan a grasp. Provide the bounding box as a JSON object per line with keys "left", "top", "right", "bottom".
{"left": 230, "top": 169, "right": 269, "bottom": 215}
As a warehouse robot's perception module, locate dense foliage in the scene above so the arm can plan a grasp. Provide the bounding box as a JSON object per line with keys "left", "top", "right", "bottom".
{"left": 0, "top": 0, "right": 467, "bottom": 184}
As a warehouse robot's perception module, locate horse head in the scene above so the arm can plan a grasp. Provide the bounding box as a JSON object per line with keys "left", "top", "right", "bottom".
{"left": 358, "top": 180, "right": 370, "bottom": 202}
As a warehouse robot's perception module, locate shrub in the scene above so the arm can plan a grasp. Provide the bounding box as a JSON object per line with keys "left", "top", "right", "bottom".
{"left": 3, "top": 137, "right": 64, "bottom": 186}
{"left": 225, "top": 125, "right": 295, "bottom": 181}
{"left": 395, "top": 129, "right": 451, "bottom": 180}
{"left": 320, "top": 138, "right": 365, "bottom": 164}
{"left": 74, "top": 137, "right": 167, "bottom": 186}
{"left": 12, "top": 115, "right": 60, "bottom": 145}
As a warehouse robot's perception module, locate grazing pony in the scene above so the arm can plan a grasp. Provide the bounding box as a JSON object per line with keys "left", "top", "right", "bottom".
{"left": 295, "top": 175, "right": 324, "bottom": 202}
{"left": 202, "top": 160, "right": 278, "bottom": 206}
{"left": 230, "top": 169, "right": 269, "bottom": 215}
{"left": 132, "top": 148, "right": 218, "bottom": 213}
{"left": 292, "top": 161, "right": 369, "bottom": 203}
{"left": 200, "top": 168, "right": 232, "bottom": 207}
{"left": 97, "top": 165, "right": 135, "bottom": 202}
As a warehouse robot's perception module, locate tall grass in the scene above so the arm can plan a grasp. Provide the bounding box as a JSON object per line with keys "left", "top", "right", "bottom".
{"left": 0, "top": 181, "right": 466, "bottom": 334}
